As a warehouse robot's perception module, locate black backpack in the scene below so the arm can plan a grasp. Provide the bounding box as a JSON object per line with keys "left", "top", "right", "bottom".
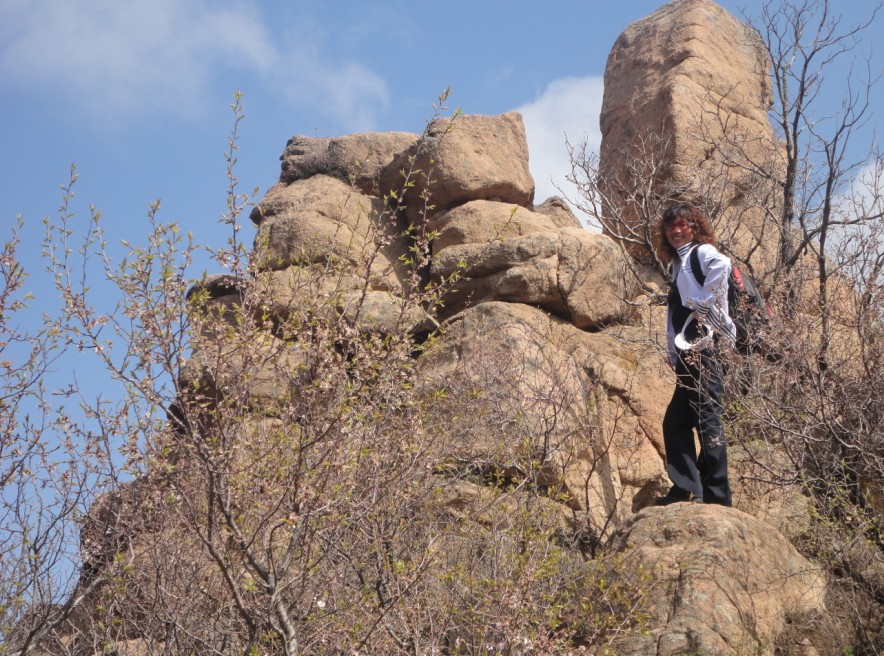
{"left": 688, "top": 248, "right": 772, "bottom": 355}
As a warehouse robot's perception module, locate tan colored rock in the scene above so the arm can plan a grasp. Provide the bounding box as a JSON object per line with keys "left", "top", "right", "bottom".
{"left": 185, "top": 275, "right": 247, "bottom": 338}
{"left": 279, "top": 132, "right": 418, "bottom": 196}
{"left": 178, "top": 333, "right": 308, "bottom": 411}
{"left": 730, "top": 440, "right": 813, "bottom": 540}
{"left": 418, "top": 301, "right": 669, "bottom": 537}
{"left": 250, "top": 175, "right": 408, "bottom": 291}
{"left": 599, "top": 0, "right": 779, "bottom": 269}
{"left": 80, "top": 476, "right": 163, "bottom": 580}
{"left": 251, "top": 267, "right": 435, "bottom": 336}
{"left": 380, "top": 112, "right": 535, "bottom": 225}
{"left": 252, "top": 264, "right": 367, "bottom": 325}
{"left": 557, "top": 228, "right": 634, "bottom": 329}
{"left": 337, "top": 289, "right": 438, "bottom": 335}
{"left": 431, "top": 228, "right": 633, "bottom": 329}
{"left": 602, "top": 504, "right": 827, "bottom": 656}
{"left": 434, "top": 478, "right": 576, "bottom": 537}
{"left": 533, "top": 196, "right": 582, "bottom": 229}
{"left": 428, "top": 200, "right": 559, "bottom": 253}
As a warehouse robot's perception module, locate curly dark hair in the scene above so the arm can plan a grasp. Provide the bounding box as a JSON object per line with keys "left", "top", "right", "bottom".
{"left": 654, "top": 203, "right": 718, "bottom": 265}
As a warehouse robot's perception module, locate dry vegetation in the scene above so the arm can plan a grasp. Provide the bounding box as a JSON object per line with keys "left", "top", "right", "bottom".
{"left": 1, "top": 93, "right": 652, "bottom": 656}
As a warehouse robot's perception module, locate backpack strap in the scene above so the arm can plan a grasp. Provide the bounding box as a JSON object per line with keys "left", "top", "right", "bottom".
{"left": 688, "top": 246, "right": 706, "bottom": 286}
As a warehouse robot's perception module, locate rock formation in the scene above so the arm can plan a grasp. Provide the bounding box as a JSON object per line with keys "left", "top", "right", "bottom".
{"left": 50, "top": 2, "right": 859, "bottom": 655}
{"left": 379, "top": 111, "right": 535, "bottom": 225}
{"left": 75, "top": 103, "right": 828, "bottom": 652}
{"left": 428, "top": 200, "right": 635, "bottom": 328}
{"left": 279, "top": 131, "right": 419, "bottom": 197}
{"left": 599, "top": 0, "right": 781, "bottom": 271}
{"left": 239, "top": 111, "right": 673, "bottom": 543}
{"left": 604, "top": 505, "right": 826, "bottom": 655}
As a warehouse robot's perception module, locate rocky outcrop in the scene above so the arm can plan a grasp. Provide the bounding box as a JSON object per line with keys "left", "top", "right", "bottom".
{"left": 149, "top": 100, "right": 831, "bottom": 653}
{"left": 534, "top": 195, "right": 583, "bottom": 230}
{"left": 603, "top": 504, "right": 827, "bottom": 655}
{"left": 418, "top": 301, "right": 670, "bottom": 536}
{"left": 241, "top": 111, "right": 668, "bottom": 540}
{"left": 249, "top": 175, "right": 408, "bottom": 290}
{"left": 600, "top": 0, "right": 780, "bottom": 269}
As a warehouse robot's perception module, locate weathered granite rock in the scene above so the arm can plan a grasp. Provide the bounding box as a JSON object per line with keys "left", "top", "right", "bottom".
{"left": 184, "top": 274, "right": 248, "bottom": 337}
{"left": 418, "top": 301, "right": 670, "bottom": 537}
{"left": 279, "top": 132, "right": 419, "bottom": 197}
{"left": 178, "top": 333, "right": 308, "bottom": 411}
{"left": 251, "top": 267, "right": 435, "bottom": 336}
{"left": 60, "top": 5, "right": 864, "bottom": 652}
{"left": 336, "top": 289, "right": 438, "bottom": 335}
{"left": 428, "top": 200, "right": 560, "bottom": 253}
{"left": 434, "top": 478, "right": 577, "bottom": 538}
{"left": 431, "top": 227, "right": 633, "bottom": 329}
{"left": 730, "top": 440, "right": 813, "bottom": 540}
{"left": 533, "top": 195, "right": 582, "bottom": 229}
{"left": 250, "top": 175, "right": 408, "bottom": 291}
{"left": 380, "top": 112, "right": 535, "bottom": 225}
{"left": 600, "top": 0, "right": 778, "bottom": 269}
{"left": 602, "top": 504, "right": 827, "bottom": 656}
{"left": 252, "top": 265, "right": 368, "bottom": 323}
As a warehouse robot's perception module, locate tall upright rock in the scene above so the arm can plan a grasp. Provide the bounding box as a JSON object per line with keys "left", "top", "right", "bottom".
{"left": 599, "top": 0, "right": 780, "bottom": 270}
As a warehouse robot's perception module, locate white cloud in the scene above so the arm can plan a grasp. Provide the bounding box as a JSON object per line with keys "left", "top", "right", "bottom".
{"left": 0, "top": 0, "right": 387, "bottom": 129}
{"left": 271, "top": 40, "right": 388, "bottom": 133}
{"left": 827, "top": 158, "right": 884, "bottom": 255}
{"left": 516, "top": 75, "right": 604, "bottom": 226}
{"left": 849, "top": 159, "right": 884, "bottom": 219}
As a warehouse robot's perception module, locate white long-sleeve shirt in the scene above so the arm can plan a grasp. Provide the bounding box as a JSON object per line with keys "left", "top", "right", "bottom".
{"left": 667, "top": 242, "right": 737, "bottom": 364}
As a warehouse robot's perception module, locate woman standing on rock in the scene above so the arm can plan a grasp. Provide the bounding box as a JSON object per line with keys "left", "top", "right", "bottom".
{"left": 655, "top": 203, "right": 735, "bottom": 507}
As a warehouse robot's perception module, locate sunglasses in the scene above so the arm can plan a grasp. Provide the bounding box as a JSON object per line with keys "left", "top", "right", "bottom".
{"left": 664, "top": 221, "right": 692, "bottom": 232}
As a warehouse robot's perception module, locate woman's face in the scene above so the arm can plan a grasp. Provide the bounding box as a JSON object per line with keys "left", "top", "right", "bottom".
{"left": 665, "top": 217, "right": 694, "bottom": 249}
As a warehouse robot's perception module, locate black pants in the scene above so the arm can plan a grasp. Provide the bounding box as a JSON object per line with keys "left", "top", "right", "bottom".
{"left": 662, "top": 348, "right": 732, "bottom": 506}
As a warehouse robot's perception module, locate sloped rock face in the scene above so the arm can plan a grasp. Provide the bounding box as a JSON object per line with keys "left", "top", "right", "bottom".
{"left": 250, "top": 175, "right": 408, "bottom": 290}
{"left": 600, "top": 0, "right": 779, "bottom": 269}
{"left": 534, "top": 195, "right": 583, "bottom": 229}
{"left": 427, "top": 200, "right": 560, "bottom": 252}
{"left": 418, "top": 301, "right": 670, "bottom": 537}
{"left": 604, "top": 504, "right": 827, "bottom": 656}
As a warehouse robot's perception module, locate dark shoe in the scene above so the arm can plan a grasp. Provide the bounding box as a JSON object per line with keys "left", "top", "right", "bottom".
{"left": 654, "top": 488, "right": 703, "bottom": 506}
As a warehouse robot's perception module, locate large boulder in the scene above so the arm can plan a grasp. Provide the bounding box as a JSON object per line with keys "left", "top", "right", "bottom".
{"left": 601, "top": 504, "right": 827, "bottom": 656}
{"left": 178, "top": 332, "right": 308, "bottom": 412}
{"left": 279, "top": 132, "right": 418, "bottom": 197}
{"left": 249, "top": 175, "right": 408, "bottom": 291}
{"left": 251, "top": 266, "right": 435, "bottom": 336}
{"left": 533, "top": 195, "right": 583, "bottom": 230}
{"left": 252, "top": 265, "right": 368, "bottom": 323}
{"left": 380, "top": 112, "right": 535, "bottom": 225}
{"left": 599, "top": 0, "right": 778, "bottom": 269}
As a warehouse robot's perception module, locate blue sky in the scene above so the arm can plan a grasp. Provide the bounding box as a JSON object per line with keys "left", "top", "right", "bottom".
{"left": 1, "top": 0, "right": 882, "bottom": 336}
